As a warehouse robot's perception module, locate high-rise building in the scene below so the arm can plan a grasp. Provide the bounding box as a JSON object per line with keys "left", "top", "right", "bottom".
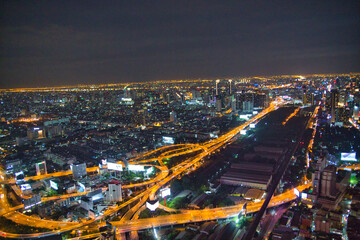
{"left": 170, "top": 111, "right": 177, "bottom": 122}
{"left": 242, "top": 101, "right": 253, "bottom": 113}
{"left": 339, "top": 90, "right": 348, "bottom": 106}
{"left": 35, "top": 161, "right": 47, "bottom": 176}
{"left": 238, "top": 92, "right": 254, "bottom": 113}
{"left": 254, "top": 92, "right": 269, "bottom": 108}
{"left": 303, "top": 92, "right": 314, "bottom": 106}
{"left": 231, "top": 95, "right": 237, "bottom": 112}
{"left": 215, "top": 79, "right": 220, "bottom": 96}
{"left": 353, "top": 106, "right": 359, "bottom": 121}
{"left": 71, "top": 162, "right": 87, "bottom": 180}
{"left": 216, "top": 96, "right": 222, "bottom": 112}
{"left": 312, "top": 156, "right": 327, "bottom": 195}
{"left": 133, "top": 109, "right": 147, "bottom": 126}
{"left": 228, "top": 79, "right": 233, "bottom": 95}
{"left": 27, "top": 127, "right": 46, "bottom": 140}
{"left": 320, "top": 165, "right": 337, "bottom": 198}
{"left": 105, "top": 183, "right": 122, "bottom": 202}
{"left": 191, "top": 89, "right": 198, "bottom": 99}
{"left": 336, "top": 107, "right": 350, "bottom": 123}
{"left": 263, "top": 89, "right": 270, "bottom": 108}
{"left": 330, "top": 89, "right": 339, "bottom": 123}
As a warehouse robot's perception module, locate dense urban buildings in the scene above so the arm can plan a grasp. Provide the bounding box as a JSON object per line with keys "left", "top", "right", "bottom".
{"left": 1, "top": 0, "right": 360, "bottom": 239}
{"left": 0, "top": 74, "right": 359, "bottom": 240}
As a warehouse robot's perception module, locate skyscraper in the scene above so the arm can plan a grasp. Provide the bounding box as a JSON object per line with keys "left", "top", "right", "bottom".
{"left": 216, "top": 96, "right": 222, "bottom": 112}
{"left": 320, "top": 165, "right": 337, "bottom": 198}
{"left": 303, "top": 92, "right": 314, "bottom": 106}
{"left": 170, "top": 111, "right": 177, "bottom": 122}
{"left": 215, "top": 79, "right": 220, "bottom": 96}
{"left": 231, "top": 95, "right": 237, "bottom": 112}
{"left": 242, "top": 92, "right": 254, "bottom": 113}
{"left": 228, "top": 79, "right": 233, "bottom": 95}
{"left": 330, "top": 89, "right": 339, "bottom": 123}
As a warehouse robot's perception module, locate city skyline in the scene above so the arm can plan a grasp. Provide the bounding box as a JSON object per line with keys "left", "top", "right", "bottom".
{"left": 0, "top": 74, "right": 359, "bottom": 239}
{"left": 1, "top": 1, "right": 360, "bottom": 88}
{"left": 1, "top": 1, "right": 360, "bottom": 239}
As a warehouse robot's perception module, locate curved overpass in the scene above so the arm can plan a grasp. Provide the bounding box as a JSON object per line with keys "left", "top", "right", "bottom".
{"left": 0, "top": 99, "right": 285, "bottom": 238}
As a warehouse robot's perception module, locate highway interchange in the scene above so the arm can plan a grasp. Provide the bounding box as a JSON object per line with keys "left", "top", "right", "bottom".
{"left": 0, "top": 98, "right": 358, "bottom": 239}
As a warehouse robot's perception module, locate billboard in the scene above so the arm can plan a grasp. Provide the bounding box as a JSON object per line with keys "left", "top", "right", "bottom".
{"left": 301, "top": 193, "right": 308, "bottom": 199}
{"left": 240, "top": 130, "right": 247, "bottom": 135}
{"left": 160, "top": 188, "right": 171, "bottom": 198}
{"left": 128, "top": 165, "right": 145, "bottom": 172}
{"left": 294, "top": 188, "right": 300, "bottom": 197}
{"left": 249, "top": 123, "right": 256, "bottom": 129}
{"left": 341, "top": 152, "right": 357, "bottom": 161}
{"left": 50, "top": 180, "right": 58, "bottom": 190}
{"left": 15, "top": 171, "right": 25, "bottom": 183}
{"left": 146, "top": 200, "right": 159, "bottom": 211}
{"left": 107, "top": 162, "right": 123, "bottom": 171}
{"left": 163, "top": 136, "right": 175, "bottom": 144}
{"left": 15, "top": 171, "right": 24, "bottom": 178}
{"left": 239, "top": 114, "right": 250, "bottom": 120}
{"left": 146, "top": 167, "right": 154, "bottom": 175}
{"left": 20, "top": 184, "right": 31, "bottom": 191}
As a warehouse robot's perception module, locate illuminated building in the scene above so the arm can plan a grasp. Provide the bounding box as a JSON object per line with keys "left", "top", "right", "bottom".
{"left": 228, "top": 79, "right": 232, "bottom": 94}
{"left": 71, "top": 162, "right": 87, "bottom": 180}
{"left": 133, "top": 109, "right": 147, "bottom": 126}
{"left": 104, "top": 183, "right": 122, "bottom": 202}
{"left": 35, "top": 161, "right": 47, "bottom": 176}
{"left": 303, "top": 92, "right": 314, "bottom": 106}
{"left": 330, "top": 89, "right": 339, "bottom": 123}
{"left": 170, "top": 111, "right": 177, "bottom": 122}
{"left": 320, "top": 165, "right": 337, "bottom": 198}
{"left": 339, "top": 90, "right": 348, "bottom": 106}
{"left": 23, "top": 194, "right": 41, "bottom": 209}
{"left": 215, "top": 79, "right": 220, "bottom": 96}
{"left": 353, "top": 106, "right": 359, "bottom": 121}
{"left": 27, "top": 127, "right": 46, "bottom": 140}
{"left": 231, "top": 95, "right": 237, "bottom": 112}
{"left": 216, "top": 96, "right": 222, "bottom": 112}
{"left": 335, "top": 107, "right": 350, "bottom": 123}
{"left": 238, "top": 92, "right": 254, "bottom": 113}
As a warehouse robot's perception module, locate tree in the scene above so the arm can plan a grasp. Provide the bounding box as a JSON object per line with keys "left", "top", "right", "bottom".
{"left": 171, "top": 179, "right": 183, "bottom": 194}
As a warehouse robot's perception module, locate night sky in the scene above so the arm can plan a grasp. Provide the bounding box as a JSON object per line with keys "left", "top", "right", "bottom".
{"left": 1, "top": 1, "right": 359, "bottom": 88}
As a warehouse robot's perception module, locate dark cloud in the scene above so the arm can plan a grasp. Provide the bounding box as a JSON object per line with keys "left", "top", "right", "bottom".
{"left": 0, "top": 0, "right": 360, "bottom": 88}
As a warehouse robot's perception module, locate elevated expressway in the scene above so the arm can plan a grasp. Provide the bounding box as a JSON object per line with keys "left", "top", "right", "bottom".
{"left": 0, "top": 99, "right": 301, "bottom": 239}
{"left": 110, "top": 183, "right": 312, "bottom": 233}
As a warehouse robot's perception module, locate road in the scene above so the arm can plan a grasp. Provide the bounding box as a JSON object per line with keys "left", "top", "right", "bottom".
{"left": 244, "top": 102, "right": 312, "bottom": 240}
{"left": 110, "top": 184, "right": 311, "bottom": 233}
{"left": 0, "top": 99, "right": 289, "bottom": 238}
{"left": 258, "top": 205, "right": 290, "bottom": 240}
{"left": 3, "top": 98, "right": 357, "bottom": 239}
